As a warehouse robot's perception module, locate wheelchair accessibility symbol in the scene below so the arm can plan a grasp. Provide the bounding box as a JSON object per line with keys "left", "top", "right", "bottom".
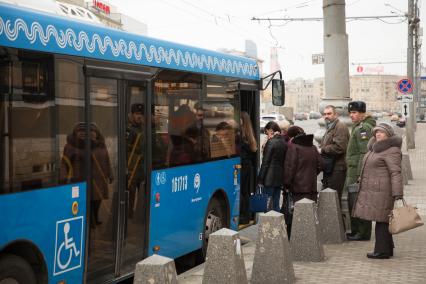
{"left": 53, "top": 216, "right": 84, "bottom": 276}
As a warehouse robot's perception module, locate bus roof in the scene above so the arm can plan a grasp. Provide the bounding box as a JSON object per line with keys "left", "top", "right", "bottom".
{"left": 0, "top": 2, "right": 260, "bottom": 80}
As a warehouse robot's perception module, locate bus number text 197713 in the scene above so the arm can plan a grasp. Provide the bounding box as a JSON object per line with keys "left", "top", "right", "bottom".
{"left": 171, "top": 175, "right": 188, "bottom": 192}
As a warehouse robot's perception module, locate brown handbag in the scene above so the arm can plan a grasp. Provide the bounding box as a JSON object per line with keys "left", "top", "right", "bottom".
{"left": 389, "top": 199, "right": 424, "bottom": 234}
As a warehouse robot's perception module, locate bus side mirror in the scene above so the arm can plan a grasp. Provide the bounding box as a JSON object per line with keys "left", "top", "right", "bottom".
{"left": 272, "top": 79, "right": 285, "bottom": 106}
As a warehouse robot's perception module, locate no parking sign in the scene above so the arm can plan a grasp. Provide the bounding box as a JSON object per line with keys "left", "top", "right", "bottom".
{"left": 397, "top": 78, "right": 413, "bottom": 94}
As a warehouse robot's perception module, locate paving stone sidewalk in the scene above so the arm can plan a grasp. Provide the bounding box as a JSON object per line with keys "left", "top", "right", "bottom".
{"left": 179, "top": 124, "right": 426, "bottom": 284}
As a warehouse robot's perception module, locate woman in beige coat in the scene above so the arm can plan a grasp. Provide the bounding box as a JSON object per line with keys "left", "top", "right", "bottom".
{"left": 352, "top": 122, "right": 403, "bottom": 259}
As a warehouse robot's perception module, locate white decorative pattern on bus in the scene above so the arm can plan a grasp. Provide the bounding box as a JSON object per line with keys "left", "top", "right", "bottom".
{"left": 0, "top": 17, "right": 258, "bottom": 77}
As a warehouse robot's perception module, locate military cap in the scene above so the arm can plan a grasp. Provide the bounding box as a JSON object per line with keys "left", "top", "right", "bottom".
{"left": 131, "top": 103, "right": 144, "bottom": 114}
{"left": 348, "top": 101, "right": 366, "bottom": 113}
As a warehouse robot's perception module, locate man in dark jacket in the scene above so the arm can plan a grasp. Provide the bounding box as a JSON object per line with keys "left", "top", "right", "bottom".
{"left": 127, "top": 103, "right": 145, "bottom": 218}
{"left": 258, "top": 121, "right": 287, "bottom": 212}
{"left": 345, "top": 101, "right": 376, "bottom": 241}
{"left": 320, "top": 105, "right": 350, "bottom": 201}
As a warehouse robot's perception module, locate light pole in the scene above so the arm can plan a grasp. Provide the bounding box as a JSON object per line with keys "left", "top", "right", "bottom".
{"left": 406, "top": 0, "right": 416, "bottom": 149}
{"left": 319, "top": 0, "right": 352, "bottom": 232}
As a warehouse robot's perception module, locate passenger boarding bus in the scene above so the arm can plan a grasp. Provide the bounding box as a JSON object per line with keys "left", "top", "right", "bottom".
{"left": 0, "top": 2, "right": 284, "bottom": 283}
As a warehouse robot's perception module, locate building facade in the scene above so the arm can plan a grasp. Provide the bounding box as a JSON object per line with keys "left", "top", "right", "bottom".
{"left": 274, "top": 74, "right": 404, "bottom": 115}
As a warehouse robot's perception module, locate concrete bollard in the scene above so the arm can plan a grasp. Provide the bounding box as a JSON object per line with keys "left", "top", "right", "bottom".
{"left": 318, "top": 189, "right": 346, "bottom": 244}
{"left": 402, "top": 153, "right": 413, "bottom": 180}
{"left": 290, "top": 198, "right": 325, "bottom": 262}
{"left": 402, "top": 168, "right": 409, "bottom": 185}
{"left": 251, "top": 211, "right": 295, "bottom": 284}
{"left": 317, "top": 180, "right": 323, "bottom": 192}
{"left": 202, "top": 228, "right": 247, "bottom": 284}
{"left": 133, "top": 254, "right": 178, "bottom": 284}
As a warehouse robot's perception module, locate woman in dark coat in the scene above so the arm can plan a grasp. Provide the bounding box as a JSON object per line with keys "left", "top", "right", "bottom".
{"left": 284, "top": 132, "right": 322, "bottom": 203}
{"left": 239, "top": 112, "right": 257, "bottom": 224}
{"left": 258, "top": 121, "right": 287, "bottom": 212}
{"left": 61, "top": 122, "right": 113, "bottom": 226}
{"left": 283, "top": 129, "right": 322, "bottom": 238}
{"left": 352, "top": 122, "right": 403, "bottom": 259}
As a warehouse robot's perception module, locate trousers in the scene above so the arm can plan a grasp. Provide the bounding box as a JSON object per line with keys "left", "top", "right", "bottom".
{"left": 374, "top": 222, "right": 394, "bottom": 255}
{"left": 264, "top": 186, "right": 281, "bottom": 212}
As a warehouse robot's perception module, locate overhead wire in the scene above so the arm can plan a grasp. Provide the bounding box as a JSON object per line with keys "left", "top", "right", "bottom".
{"left": 172, "top": 0, "right": 282, "bottom": 47}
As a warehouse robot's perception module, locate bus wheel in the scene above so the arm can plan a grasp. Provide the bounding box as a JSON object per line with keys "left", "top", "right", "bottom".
{"left": 0, "top": 254, "right": 36, "bottom": 284}
{"left": 202, "top": 198, "right": 226, "bottom": 258}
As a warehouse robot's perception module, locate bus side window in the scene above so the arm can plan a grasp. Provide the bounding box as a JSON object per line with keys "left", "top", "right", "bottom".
{"left": 168, "top": 104, "right": 196, "bottom": 167}
{"left": 153, "top": 71, "right": 202, "bottom": 169}
{"left": 203, "top": 78, "right": 239, "bottom": 160}
{"left": 0, "top": 50, "right": 85, "bottom": 194}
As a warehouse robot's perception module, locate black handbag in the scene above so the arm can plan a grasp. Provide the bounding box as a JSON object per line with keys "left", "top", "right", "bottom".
{"left": 321, "top": 153, "right": 335, "bottom": 175}
{"left": 249, "top": 186, "right": 271, "bottom": 213}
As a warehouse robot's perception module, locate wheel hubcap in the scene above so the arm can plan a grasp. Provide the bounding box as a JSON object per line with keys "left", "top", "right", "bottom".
{"left": 205, "top": 210, "right": 223, "bottom": 242}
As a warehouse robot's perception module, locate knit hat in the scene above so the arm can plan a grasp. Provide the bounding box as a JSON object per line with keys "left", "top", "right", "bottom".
{"left": 373, "top": 122, "right": 395, "bottom": 137}
{"left": 348, "top": 101, "right": 366, "bottom": 113}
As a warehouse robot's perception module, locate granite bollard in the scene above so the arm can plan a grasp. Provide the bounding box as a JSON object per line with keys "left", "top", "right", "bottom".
{"left": 290, "top": 198, "right": 324, "bottom": 262}
{"left": 318, "top": 188, "right": 346, "bottom": 244}
{"left": 251, "top": 211, "right": 295, "bottom": 284}
{"left": 402, "top": 153, "right": 413, "bottom": 180}
{"left": 317, "top": 181, "right": 323, "bottom": 192}
{"left": 402, "top": 167, "right": 408, "bottom": 185}
{"left": 133, "top": 254, "right": 178, "bottom": 284}
{"left": 202, "top": 228, "right": 247, "bottom": 284}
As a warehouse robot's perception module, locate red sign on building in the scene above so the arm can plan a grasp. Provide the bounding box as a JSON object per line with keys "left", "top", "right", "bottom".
{"left": 93, "top": 0, "right": 110, "bottom": 14}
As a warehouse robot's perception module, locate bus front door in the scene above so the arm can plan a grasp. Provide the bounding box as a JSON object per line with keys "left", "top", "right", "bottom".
{"left": 86, "top": 75, "right": 148, "bottom": 282}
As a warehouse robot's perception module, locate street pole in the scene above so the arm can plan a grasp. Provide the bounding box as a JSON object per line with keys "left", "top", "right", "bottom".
{"left": 318, "top": 0, "right": 352, "bottom": 232}
{"left": 414, "top": 0, "right": 421, "bottom": 124}
{"left": 406, "top": 0, "right": 416, "bottom": 149}
{"left": 314, "top": 0, "right": 351, "bottom": 142}
{"left": 316, "top": 0, "right": 351, "bottom": 131}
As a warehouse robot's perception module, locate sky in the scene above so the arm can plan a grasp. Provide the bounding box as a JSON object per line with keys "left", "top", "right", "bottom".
{"left": 107, "top": 0, "right": 425, "bottom": 80}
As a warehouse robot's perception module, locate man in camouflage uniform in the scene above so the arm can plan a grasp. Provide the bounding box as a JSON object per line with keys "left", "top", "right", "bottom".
{"left": 346, "top": 101, "right": 376, "bottom": 241}
{"left": 127, "top": 103, "right": 145, "bottom": 218}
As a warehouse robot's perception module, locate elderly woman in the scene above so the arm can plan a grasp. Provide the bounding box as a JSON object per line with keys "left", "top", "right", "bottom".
{"left": 283, "top": 127, "right": 322, "bottom": 238}
{"left": 352, "top": 122, "right": 403, "bottom": 259}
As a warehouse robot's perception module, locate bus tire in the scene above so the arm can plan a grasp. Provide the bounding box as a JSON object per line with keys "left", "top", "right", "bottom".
{"left": 201, "top": 197, "right": 227, "bottom": 258}
{"left": 0, "top": 254, "right": 37, "bottom": 284}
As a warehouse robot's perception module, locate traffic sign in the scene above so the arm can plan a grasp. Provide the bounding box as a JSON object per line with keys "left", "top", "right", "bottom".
{"left": 397, "top": 94, "right": 414, "bottom": 102}
{"left": 397, "top": 78, "right": 413, "bottom": 94}
{"left": 312, "top": 53, "right": 324, "bottom": 65}
{"left": 401, "top": 102, "right": 410, "bottom": 118}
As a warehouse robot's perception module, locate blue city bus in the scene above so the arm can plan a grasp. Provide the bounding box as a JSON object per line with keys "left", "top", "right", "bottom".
{"left": 0, "top": 2, "right": 284, "bottom": 283}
